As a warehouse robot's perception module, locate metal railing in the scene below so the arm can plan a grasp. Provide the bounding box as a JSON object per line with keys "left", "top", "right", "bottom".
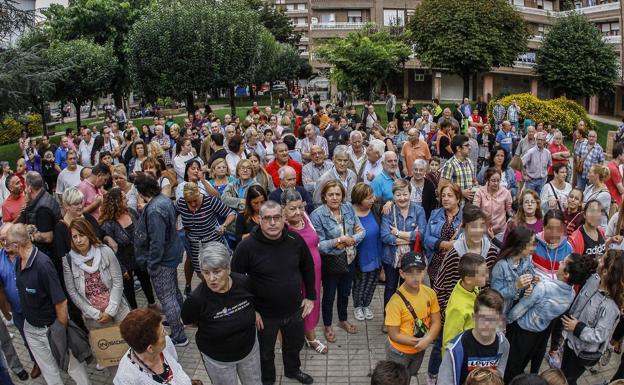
{"left": 310, "top": 22, "right": 366, "bottom": 30}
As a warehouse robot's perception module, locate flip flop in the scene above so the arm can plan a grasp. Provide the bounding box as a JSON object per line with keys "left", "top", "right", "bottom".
{"left": 324, "top": 327, "right": 337, "bottom": 343}
{"left": 338, "top": 321, "right": 358, "bottom": 334}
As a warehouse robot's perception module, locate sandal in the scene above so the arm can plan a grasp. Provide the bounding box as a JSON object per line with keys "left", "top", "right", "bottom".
{"left": 338, "top": 320, "right": 358, "bottom": 334}
{"left": 324, "top": 327, "right": 337, "bottom": 343}
{"left": 305, "top": 338, "right": 328, "bottom": 354}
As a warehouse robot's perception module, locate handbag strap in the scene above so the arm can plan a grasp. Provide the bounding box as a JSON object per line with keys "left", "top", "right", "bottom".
{"left": 579, "top": 144, "right": 594, "bottom": 165}
{"left": 395, "top": 290, "right": 419, "bottom": 322}
{"left": 548, "top": 183, "right": 564, "bottom": 212}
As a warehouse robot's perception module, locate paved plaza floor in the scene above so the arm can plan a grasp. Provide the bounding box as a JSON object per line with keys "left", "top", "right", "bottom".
{"left": 7, "top": 268, "right": 621, "bottom": 385}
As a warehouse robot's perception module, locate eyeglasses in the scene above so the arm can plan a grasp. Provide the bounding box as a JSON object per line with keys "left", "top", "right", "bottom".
{"left": 261, "top": 215, "right": 283, "bottom": 223}
{"left": 239, "top": 166, "right": 252, "bottom": 171}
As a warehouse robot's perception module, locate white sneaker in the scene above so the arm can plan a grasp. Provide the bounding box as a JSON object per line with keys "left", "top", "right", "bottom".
{"left": 363, "top": 307, "right": 374, "bottom": 320}
{"left": 426, "top": 375, "right": 437, "bottom": 385}
{"left": 353, "top": 307, "right": 365, "bottom": 321}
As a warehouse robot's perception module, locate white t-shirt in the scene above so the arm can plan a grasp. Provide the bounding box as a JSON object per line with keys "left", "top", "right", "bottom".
{"left": 56, "top": 166, "right": 84, "bottom": 196}
{"left": 540, "top": 181, "right": 572, "bottom": 214}
{"left": 78, "top": 139, "right": 95, "bottom": 166}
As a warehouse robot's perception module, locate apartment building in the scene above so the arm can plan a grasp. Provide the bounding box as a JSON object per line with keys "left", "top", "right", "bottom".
{"left": 277, "top": 0, "right": 624, "bottom": 116}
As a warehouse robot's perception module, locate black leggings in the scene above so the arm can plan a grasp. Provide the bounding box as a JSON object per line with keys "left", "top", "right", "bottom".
{"left": 611, "top": 316, "right": 624, "bottom": 381}
{"left": 123, "top": 268, "right": 155, "bottom": 309}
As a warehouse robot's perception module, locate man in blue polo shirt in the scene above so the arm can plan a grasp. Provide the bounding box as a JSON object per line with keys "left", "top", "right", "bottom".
{"left": 6, "top": 224, "right": 91, "bottom": 385}
{"left": 0, "top": 223, "right": 37, "bottom": 380}
{"left": 53, "top": 136, "right": 70, "bottom": 170}
{"left": 495, "top": 120, "right": 516, "bottom": 160}
{"left": 371, "top": 151, "right": 401, "bottom": 204}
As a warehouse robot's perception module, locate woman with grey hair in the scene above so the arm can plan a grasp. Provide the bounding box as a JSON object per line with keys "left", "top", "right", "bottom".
{"left": 281, "top": 189, "right": 326, "bottom": 354}
{"left": 181, "top": 241, "right": 261, "bottom": 385}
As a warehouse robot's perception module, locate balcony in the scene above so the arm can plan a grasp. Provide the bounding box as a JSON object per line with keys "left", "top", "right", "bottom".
{"left": 300, "top": 51, "right": 310, "bottom": 57}
{"left": 513, "top": 60, "right": 537, "bottom": 69}
{"left": 285, "top": 8, "right": 308, "bottom": 14}
{"left": 604, "top": 34, "right": 622, "bottom": 44}
{"left": 300, "top": 36, "right": 309, "bottom": 42}
{"left": 310, "top": 22, "right": 366, "bottom": 30}
{"left": 292, "top": 22, "right": 308, "bottom": 29}
{"left": 566, "top": 1, "right": 620, "bottom": 15}
{"left": 311, "top": 0, "right": 373, "bottom": 9}
{"left": 513, "top": 5, "right": 553, "bottom": 16}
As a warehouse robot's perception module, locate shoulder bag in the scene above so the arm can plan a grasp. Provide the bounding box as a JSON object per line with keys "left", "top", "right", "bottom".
{"left": 395, "top": 290, "right": 428, "bottom": 338}
{"left": 321, "top": 212, "right": 349, "bottom": 274}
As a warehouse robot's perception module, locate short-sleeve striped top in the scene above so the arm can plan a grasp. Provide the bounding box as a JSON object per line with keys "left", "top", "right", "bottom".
{"left": 176, "top": 195, "right": 234, "bottom": 242}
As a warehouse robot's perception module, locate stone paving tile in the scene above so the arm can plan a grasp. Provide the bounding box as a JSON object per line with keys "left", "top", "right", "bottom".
{"left": 6, "top": 270, "right": 620, "bottom": 385}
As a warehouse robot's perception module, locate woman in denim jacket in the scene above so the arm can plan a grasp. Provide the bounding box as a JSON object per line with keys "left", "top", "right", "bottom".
{"left": 380, "top": 179, "right": 427, "bottom": 314}
{"left": 134, "top": 174, "right": 187, "bottom": 346}
{"left": 490, "top": 226, "right": 537, "bottom": 319}
{"left": 63, "top": 218, "right": 129, "bottom": 332}
{"left": 424, "top": 183, "right": 463, "bottom": 283}
{"left": 311, "top": 180, "right": 365, "bottom": 344}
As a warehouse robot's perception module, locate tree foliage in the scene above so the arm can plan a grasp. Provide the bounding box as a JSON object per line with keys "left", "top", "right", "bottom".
{"left": 47, "top": 39, "right": 117, "bottom": 128}
{"left": 536, "top": 13, "right": 619, "bottom": 98}
{"left": 0, "top": 0, "right": 35, "bottom": 41}
{"left": 43, "top": 0, "right": 149, "bottom": 107}
{"left": 315, "top": 24, "right": 411, "bottom": 101}
{"left": 128, "top": 0, "right": 263, "bottom": 114}
{"left": 408, "top": 0, "right": 530, "bottom": 97}
{"left": 244, "top": 0, "right": 301, "bottom": 46}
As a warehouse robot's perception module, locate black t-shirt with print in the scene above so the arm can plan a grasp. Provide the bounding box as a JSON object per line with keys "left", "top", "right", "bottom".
{"left": 581, "top": 226, "right": 605, "bottom": 257}
{"left": 181, "top": 272, "right": 256, "bottom": 362}
{"left": 459, "top": 330, "right": 501, "bottom": 385}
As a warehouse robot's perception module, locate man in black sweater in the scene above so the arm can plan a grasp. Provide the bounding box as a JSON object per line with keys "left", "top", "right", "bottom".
{"left": 232, "top": 200, "right": 315, "bottom": 385}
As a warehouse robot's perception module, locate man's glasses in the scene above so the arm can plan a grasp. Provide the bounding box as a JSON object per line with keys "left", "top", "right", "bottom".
{"left": 261, "top": 215, "right": 282, "bottom": 223}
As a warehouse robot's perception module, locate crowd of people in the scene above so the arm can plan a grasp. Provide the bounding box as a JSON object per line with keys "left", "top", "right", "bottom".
{"left": 0, "top": 95, "right": 622, "bottom": 385}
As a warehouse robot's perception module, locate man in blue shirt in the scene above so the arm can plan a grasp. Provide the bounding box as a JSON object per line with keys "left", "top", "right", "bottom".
{"left": 53, "top": 136, "right": 70, "bottom": 170}
{"left": 495, "top": 121, "right": 516, "bottom": 161}
{"left": 371, "top": 151, "right": 401, "bottom": 203}
{"left": 0, "top": 224, "right": 38, "bottom": 379}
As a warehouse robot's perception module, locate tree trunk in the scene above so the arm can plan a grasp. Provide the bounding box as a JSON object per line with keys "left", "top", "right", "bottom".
{"left": 40, "top": 100, "right": 47, "bottom": 136}
{"left": 462, "top": 73, "right": 471, "bottom": 100}
{"left": 229, "top": 86, "right": 236, "bottom": 116}
{"left": 88, "top": 100, "right": 94, "bottom": 118}
{"left": 114, "top": 91, "right": 123, "bottom": 110}
{"left": 186, "top": 93, "right": 195, "bottom": 113}
{"left": 74, "top": 100, "right": 82, "bottom": 130}
{"left": 249, "top": 84, "right": 255, "bottom": 99}
{"left": 269, "top": 81, "right": 274, "bottom": 109}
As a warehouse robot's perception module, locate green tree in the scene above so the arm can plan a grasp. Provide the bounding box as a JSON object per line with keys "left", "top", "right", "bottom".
{"left": 205, "top": 1, "right": 264, "bottom": 115}
{"left": 0, "top": 0, "right": 35, "bottom": 40}
{"left": 47, "top": 39, "right": 117, "bottom": 129}
{"left": 315, "top": 24, "right": 411, "bottom": 102}
{"left": 253, "top": 31, "right": 301, "bottom": 105}
{"left": 408, "top": 0, "right": 530, "bottom": 98}
{"left": 128, "top": 0, "right": 209, "bottom": 112}
{"left": 536, "top": 13, "right": 619, "bottom": 98}
{"left": 244, "top": 0, "right": 301, "bottom": 46}
{"left": 43, "top": 0, "right": 149, "bottom": 109}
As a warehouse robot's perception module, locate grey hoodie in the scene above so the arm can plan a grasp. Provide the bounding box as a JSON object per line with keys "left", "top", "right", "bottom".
{"left": 564, "top": 273, "right": 620, "bottom": 355}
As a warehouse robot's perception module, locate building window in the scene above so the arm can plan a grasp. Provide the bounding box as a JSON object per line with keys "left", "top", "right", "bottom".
{"left": 536, "top": 0, "right": 554, "bottom": 10}
{"left": 275, "top": 0, "right": 285, "bottom": 4}
{"left": 347, "top": 10, "right": 362, "bottom": 23}
{"left": 598, "top": 21, "right": 620, "bottom": 36}
{"left": 320, "top": 13, "right": 335, "bottom": 23}
{"left": 297, "top": 3, "right": 306, "bottom": 10}
{"left": 383, "top": 9, "right": 405, "bottom": 26}
{"left": 512, "top": 0, "right": 524, "bottom": 6}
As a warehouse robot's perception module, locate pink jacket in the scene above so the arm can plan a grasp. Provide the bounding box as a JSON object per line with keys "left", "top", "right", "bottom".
{"left": 474, "top": 186, "right": 513, "bottom": 235}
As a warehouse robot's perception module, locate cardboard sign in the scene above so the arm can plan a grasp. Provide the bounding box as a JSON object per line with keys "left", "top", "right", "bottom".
{"left": 88, "top": 324, "right": 128, "bottom": 367}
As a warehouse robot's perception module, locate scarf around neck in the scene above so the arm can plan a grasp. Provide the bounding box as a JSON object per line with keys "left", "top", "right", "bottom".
{"left": 69, "top": 246, "right": 102, "bottom": 274}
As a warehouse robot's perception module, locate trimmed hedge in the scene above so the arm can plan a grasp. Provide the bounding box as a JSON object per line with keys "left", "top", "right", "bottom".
{"left": 488, "top": 93, "right": 595, "bottom": 136}
{"left": 0, "top": 114, "right": 43, "bottom": 146}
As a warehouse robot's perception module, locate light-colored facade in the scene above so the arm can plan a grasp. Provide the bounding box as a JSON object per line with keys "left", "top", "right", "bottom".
{"left": 277, "top": 0, "right": 624, "bottom": 115}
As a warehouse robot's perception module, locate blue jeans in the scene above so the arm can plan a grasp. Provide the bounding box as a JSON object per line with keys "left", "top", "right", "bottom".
{"left": 524, "top": 177, "right": 546, "bottom": 195}
{"left": 427, "top": 333, "right": 443, "bottom": 376}
{"left": 0, "top": 357, "right": 14, "bottom": 385}
{"left": 322, "top": 263, "right": 355, "bottom": 326}
{"left": 576, "top": 175, "right": 588, "bottom": 190}
{"left": 383, "top": 263, "right": 400, "bottom": 312}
